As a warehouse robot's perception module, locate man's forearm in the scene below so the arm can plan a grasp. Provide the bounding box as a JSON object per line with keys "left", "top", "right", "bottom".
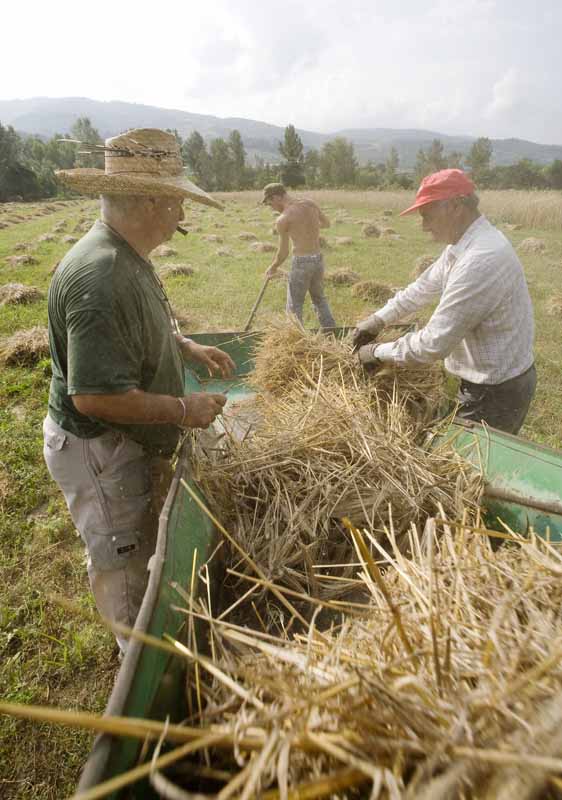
{"left": 72, "top": 388, "right": 182, "bottom": 426}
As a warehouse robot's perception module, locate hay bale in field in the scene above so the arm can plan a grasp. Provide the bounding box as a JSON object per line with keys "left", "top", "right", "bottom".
{"left": 62, "top": 235, "right": 78, "bottom": 244}
{"left": 216, "top": 247, "right": 235, "bottom": 258}
{"left": 325, "top": 268, "right": 361, "bottom": 286}
{"left": 151, "top": 244, "right": 178, "bottom": 258}
{"left": 0, "top": 326, "right": 50, "bottom": 366}
{"left": 159, "top": 263, "right": 195, "bottom": 279}
{"left": 214, "top": 222, "right": 226, "bottom": 229}
{"left": 0, "top": 222, "right": 8, "bottom": 230}
{"left": 519, "top": 237, "right": 546, "bottom": 254}
{"left": 0, "top": 283, "right": 43, "bottom": 306}
{"left": 546, "top": 294, "right": 562, "bottom": 317}
{"left": 37, "top": 233, "right": 56, "bottom": 243}
{"left": 503, "top": 222, "right": 522, "bottom": 232}
{"left": 319, "top": 235, "right": 332, "bottom": 250}
{"left": 412, "top": 254, "right": 435, "bottom": 278}
{"left": 382, "top": 208, "right": 394, "bottom": 216}
{"left": 52, "top": 222, "right": 67, "bottom": 233}
{"left": 5, "top": 255, "right": 39, "bottom": 267}
{"left": 73, "top": 221, "right": 93, "bottom": 233}
{"left": 250, "top": 242, "right": 276, "bottom": 253}
{"left": 237, "top": 232, "right": 258, "bottom": 241}
{"left": 362, "top": 223, "right": 381, "bottom": 238}
{"left": 335, "top": 236, "right": 353, "bottom": 246}
{"left": 380, "top": 226, "right": 397, "bottom": 237}
{"left": 13, "top": 243, "right": 30, "bottom": 252}
{"left": 352, "top": 280, "right": 395, "bottom": 303}
{"left": 203, "top": 234, "right": 223, "bottom": 243}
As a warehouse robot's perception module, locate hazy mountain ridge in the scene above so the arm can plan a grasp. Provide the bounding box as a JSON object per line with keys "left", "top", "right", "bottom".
{"left": 2, "top": 97, "right": 562, "bottom": 168}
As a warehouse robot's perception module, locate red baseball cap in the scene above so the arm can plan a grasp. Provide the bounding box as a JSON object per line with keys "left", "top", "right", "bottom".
{"left": 400, "top": 169, "right": 475, "bottom": 216}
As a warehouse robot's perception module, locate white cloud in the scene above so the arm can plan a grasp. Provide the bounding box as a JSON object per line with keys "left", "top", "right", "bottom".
{"left": 2, "top": 0, "right": 562, "bottom": 144}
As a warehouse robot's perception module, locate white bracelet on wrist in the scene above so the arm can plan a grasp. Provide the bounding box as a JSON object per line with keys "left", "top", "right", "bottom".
{"left": 176, "top": 397, "right": 187, "bottom": 427}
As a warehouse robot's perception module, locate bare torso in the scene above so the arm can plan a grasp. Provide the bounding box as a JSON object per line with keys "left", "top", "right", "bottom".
{"left": 277, "top": 199, "right": 323, "bottom": 256}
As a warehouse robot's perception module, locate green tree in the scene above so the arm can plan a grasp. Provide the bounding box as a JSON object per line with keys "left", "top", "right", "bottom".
{"left": 547, "top": 159, "right": 562, "bottom": 190}
{"left": 70, "top": 117, "right": 104, "bottom": 168}
{"left": 278, "top": 125, "right": 305, "bottom": 187}
{"left": 182, "top": 131, "right": 214, "bottom": 189}
{"left": 319, "top": 137, "right": 358, "bottom": 186}
{"left": 210, "top": 137, "right": 234, "bottom": 191}
{"left": 415, "top": 139, "right": 447, "bottom": 180}
{"left": 384, "top": 147, "right": 399, "bottom": 185}
{"left": 447, "top": 151, "right": 464, "bottom": 169}
{"left": 228, "top": 130, "right": 247, "bottom": 189}
{"left": 304, "top": 148, "right": 320, "bottom": 186}
{"left": 465, "top": 137, "right": 493, "bottom": 186}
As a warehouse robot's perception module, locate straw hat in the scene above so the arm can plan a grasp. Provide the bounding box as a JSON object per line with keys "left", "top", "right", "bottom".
{"left": 55, "top": 128, "right": 223, "bottom": 209}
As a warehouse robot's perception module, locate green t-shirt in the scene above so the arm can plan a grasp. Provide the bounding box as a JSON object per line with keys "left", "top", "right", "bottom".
{"left": 48, "top": 221, "right": 184, "bottom": 455}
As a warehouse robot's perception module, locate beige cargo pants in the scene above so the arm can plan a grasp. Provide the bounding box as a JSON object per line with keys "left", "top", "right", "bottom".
{"left": 43, "top": 415, "right": 173, "bottom": 653}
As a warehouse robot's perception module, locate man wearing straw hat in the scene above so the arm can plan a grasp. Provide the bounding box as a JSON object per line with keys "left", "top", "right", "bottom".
{"left": 261, "top": 183, "right": 336, "bottom": 330}
{"left": 44, "top": 128, "right": 234, "bottom": 654}
{"left": 353, "top": 169, "right": 535, "bottom": 434}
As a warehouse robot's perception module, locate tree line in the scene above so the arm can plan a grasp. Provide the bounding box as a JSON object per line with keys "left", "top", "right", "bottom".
{"left": 2, "top": 116, "right": 562, "bottom": 202}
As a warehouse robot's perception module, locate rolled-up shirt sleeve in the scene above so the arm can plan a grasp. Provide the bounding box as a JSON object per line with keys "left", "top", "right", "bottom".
{"left": 374, "top": 254, "right": 506, "bottom": 366}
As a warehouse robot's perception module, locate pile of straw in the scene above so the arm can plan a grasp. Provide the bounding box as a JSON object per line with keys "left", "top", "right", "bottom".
{"left": 0, "top": 326, "right": 50, "bottom": 366}
{"left": 167, "top": 518, "right": 562, "bottom": 800}
{"left": 0, "top": 283, "right": 43, "bottom": 305}
{"left": 17, "top": 515, "right": 562, "bottom": 798}
{"left": 351, "top": 280, "right": 395, "bottom": 303}
{"left": 194, "top": 321, "right": 477, "bottom": 605}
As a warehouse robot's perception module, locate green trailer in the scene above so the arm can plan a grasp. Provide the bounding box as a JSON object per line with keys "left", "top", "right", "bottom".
{"left": 77, "top": 331, "right": 562, "bottom": 797}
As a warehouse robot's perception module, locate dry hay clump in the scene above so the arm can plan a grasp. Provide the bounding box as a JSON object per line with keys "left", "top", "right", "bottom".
{"left": 158, "top": 263, "right": 195, "bottom": 279}
{"left": 319, "top": 235, "right": 332, "bottom": 250}
{"left": 237, "top": 231, "right": 258, "bottom": 241}
{"left": 13, "top": 242, "right": 30, "bottom": 252}
{"left": 519, "top": 237, "right": 547, "bottom": 254}
{"left": 352, "top": 280, "right": 395, "bottom": 304}
{"left": 380, "top": 226, "right": 398, "bottom": 237}
{"left": 37, "top": 233, "right": 56, "bottom": 243}
{"left": 325, "top": 268, "right": 361, "bottom": 286}
{"left": 151, "top": 244, "right": 178, "bottom": 258}
{"left": 62, "top": 235, "right": 78, "bottom": 244}
{"left": 5, "top": 255, "right": 39, "bottom": 267}
{"left": 0, "top": 326, "right": 50, "bottom": 366}
{"left": 362, "top": 223, "right": 381, "bottom": 238}
{"left": 335, "top": 236, "right": 353, "bottom": 246}
{"left": 412, "top": 254, "right": 436, "bottom": 279}
{"left": 164, "top": 522, "right": 562, "bottom": 800}
{"left": 194, "top": 321, "right": 469, "bottom": 606}
{"left": 204, "top": 234, "right": 223, "bottom": 243}
{"left": 546, "top": 294, "right": 562, "bottom": 317}
{"left": 0, "top": 283, "right": 43, "bottom": 306}
{"left": 250, "top": 241, "right": 276, "bottom": 253}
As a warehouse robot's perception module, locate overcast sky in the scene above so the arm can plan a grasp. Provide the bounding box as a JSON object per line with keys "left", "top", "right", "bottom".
{"left": 3, "top": 0, "right": 562, "bottom": 144}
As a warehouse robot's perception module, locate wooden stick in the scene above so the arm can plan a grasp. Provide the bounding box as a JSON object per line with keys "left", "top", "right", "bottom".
{"left": 244, "top": 276, "right": 270, "bottom": 332}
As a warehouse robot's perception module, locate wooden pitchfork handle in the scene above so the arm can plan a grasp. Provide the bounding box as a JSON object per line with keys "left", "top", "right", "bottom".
{"left": 243, "top": 276, "right": 271, "bottom": 332}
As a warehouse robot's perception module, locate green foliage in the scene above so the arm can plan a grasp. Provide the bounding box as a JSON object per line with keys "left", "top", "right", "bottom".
{"left": 210, "top": 137, "right": 234, "bottom": 191}
{"left": 415, "top": 138, "right": 447, "bottom": 180}
{"left": 319, "top": 137, "right": 358, "bottom": 186}
{"left": 70, "top": 117, "right": 103, "bottom": 168}
{"left": 465, "top": 137, "right": 493, "bottom": 186}
{"left": 228, "top": 130, "right": 247, "bottom": 189}
{"left": 278, "top": 125, "right": 305, "bottom": 187}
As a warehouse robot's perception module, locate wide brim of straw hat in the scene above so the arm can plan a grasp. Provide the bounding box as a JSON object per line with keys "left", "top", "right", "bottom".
{"left": 55, "top": 168, "right": 223, "bottom": 210}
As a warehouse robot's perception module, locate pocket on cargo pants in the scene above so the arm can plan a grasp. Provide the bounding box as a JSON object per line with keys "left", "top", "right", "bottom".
{"left": 84, "top": 434, "right": 155, "bottom": 573}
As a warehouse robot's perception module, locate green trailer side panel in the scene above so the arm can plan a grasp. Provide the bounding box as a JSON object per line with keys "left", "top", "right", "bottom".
{"left": 437, "top": 422, "right": 562, "bottom": 542}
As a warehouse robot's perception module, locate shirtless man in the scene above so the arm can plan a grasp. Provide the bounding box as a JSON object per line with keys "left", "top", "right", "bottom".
{"left": 262, "top": 183, "right": 336, "bottom": 330}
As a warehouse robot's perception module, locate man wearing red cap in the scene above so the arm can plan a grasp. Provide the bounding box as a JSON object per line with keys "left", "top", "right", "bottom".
{"left": 353, "top": 169, "right": 536, "bottom": 434}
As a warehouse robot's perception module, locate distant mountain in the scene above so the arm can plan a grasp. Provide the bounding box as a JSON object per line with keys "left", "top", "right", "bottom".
{"left": 2, "top": 97, "right": 562, "bottom": 168}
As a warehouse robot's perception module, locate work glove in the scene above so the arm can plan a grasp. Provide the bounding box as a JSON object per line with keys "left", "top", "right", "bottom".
{"left": 357, "top": 343, "right": 382, "bottom": 368}
{"left": 352, "top": 314, "right": 385, "bottom": 351}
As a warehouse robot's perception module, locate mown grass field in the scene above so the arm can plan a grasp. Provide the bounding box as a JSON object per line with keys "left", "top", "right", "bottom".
{"left": 1, "top": 189, "right": 562, "bottom": 797}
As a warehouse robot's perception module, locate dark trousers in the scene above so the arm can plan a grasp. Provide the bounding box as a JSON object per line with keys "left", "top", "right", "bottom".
{"left": 455, "top": 364, "right": 537, "bottom": 434}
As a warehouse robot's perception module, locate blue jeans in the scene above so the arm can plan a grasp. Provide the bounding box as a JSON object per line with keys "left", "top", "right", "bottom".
{"left": 287, "top": 253, "right": 336, "bottom": 330}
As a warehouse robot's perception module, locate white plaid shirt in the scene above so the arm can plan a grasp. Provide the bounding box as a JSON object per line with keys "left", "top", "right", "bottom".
{"left": 373, "top": 216, "right": 534, "bottom": 384}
